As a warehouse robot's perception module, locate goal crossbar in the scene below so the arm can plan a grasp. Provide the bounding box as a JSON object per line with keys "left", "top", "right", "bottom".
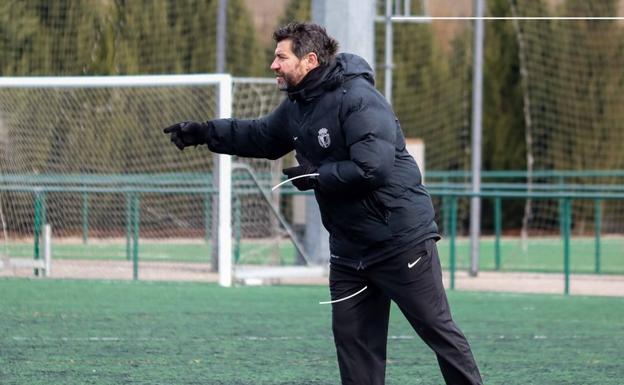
{"left": 0, "top": 74, "right": 232, "bottom": 88}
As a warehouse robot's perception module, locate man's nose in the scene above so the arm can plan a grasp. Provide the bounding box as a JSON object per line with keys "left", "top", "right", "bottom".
{"left": 270, "top": 59, "right": 279, "bottom": 71}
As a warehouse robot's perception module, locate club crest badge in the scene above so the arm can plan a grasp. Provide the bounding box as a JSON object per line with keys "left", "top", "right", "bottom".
{"left": 318, "top": 128, "right": 331, "bottom": 148}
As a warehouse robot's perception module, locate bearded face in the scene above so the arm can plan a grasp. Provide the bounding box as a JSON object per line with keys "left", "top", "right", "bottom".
{"left": 270, "top": 39, "right": 316, "bottom": 90}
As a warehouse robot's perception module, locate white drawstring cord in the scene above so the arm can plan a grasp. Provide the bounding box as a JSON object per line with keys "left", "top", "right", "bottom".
{"left": 271, "top": 173, "right": 320, "bottom": 191}
{"left": 319, "top": 286, "right": 368, "bottom": 305}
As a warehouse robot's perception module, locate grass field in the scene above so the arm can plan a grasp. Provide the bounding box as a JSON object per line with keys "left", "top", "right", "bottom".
{"left": 4, "top": 236, "right": 623, "bottom": 274}
{"left": 440, "top": 237, "right": 624, "bottom": 274}
{"left": 1, "top": 278, "right": 623, "bottom": 384}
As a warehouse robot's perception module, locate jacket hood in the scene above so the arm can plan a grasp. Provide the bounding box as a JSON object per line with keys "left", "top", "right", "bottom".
{"left": 287, "top": 53, "right": 375, "bottom": 102}
{"left": 335, "top": 53, "right": 375, "bottom": 86}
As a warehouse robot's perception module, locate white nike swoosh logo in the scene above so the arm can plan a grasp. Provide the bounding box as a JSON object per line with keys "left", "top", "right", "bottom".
{"left": 408, "top": 256, "right": 422, "bottom": 269}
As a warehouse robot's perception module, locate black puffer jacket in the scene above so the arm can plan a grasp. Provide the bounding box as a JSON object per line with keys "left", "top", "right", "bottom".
{"left": 206, "top": 53, "right": 439, "bottom": 268}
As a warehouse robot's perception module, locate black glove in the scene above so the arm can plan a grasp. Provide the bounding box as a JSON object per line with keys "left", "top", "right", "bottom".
{"left": 163, "top": 121, "right": 208, "bottom": 150}
{"left": 282, "top": 153, "right": 318, "bottom": 191}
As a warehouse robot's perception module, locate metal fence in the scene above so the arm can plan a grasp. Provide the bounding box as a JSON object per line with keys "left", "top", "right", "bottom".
{"left": 2, "top": 170, "right": 623, "bottom": 294}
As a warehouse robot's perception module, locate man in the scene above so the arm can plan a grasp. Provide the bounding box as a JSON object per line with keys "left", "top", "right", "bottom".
{"left": 164, "top": 22, "right": 482, "bottom": 385}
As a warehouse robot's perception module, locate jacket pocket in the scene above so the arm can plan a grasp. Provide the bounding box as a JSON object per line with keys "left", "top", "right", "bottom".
{"left": 347, "top": 192, "right": 393, "bottom": 244}
{"left": 316, "top": 191, "right": 394, "bottom": 247}
{"left": 362, "top": 191, "right": 390, "bottom": 225}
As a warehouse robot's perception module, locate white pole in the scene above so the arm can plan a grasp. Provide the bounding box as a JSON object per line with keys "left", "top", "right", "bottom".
{"left": 216, "top": 0, "right": 227, "bottom": 73}
{"left": 470, "top": 0, "right": 485, "bottom": 277}
{"left": 218, "top": 76, "right": 233, "bottom": 287}
{"left": 43, "top": 224, "right": 51, "bottom": 277}
{"left": 0, "top": 74, "right": 232, "bottom": 88}
{"left": 384, "top": 0, "right": 394, "bottom": 103}
{"left": 310, "top": 0, "right": 376, "bottom": 265}
{"left": 213, "top": 0, "right": 228, "bottom": 274}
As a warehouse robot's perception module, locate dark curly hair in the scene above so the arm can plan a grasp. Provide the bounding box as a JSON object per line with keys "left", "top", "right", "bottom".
{"left": 273, "top": 22, "right": 339, "bottom": 66}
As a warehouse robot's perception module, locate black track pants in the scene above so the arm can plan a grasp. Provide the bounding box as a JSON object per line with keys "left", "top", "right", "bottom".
{"left": 329, "top": 239, "right": 482, "bottom": 385}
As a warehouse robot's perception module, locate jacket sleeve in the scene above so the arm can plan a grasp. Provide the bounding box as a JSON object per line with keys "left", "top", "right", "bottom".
{"left": 205, "top": 99, "right": 293, "bottom": 160}
{"left": 317, "top": 88, "right": 396, "bottom": 194}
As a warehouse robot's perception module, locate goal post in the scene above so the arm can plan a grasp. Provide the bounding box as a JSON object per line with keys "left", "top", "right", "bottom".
{"left": 0, "top": 74, "right": 235, "bottom": 282}
{"left": 217, "top": 77, "right": 232, "bottom": 285}
{"left": 0, "top": 74, "right": 324, "bottom": 286}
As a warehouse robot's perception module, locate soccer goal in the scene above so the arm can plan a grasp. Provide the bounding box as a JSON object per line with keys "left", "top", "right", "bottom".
{"left": 0, "top": 74, "right": 321, "bottom": 286}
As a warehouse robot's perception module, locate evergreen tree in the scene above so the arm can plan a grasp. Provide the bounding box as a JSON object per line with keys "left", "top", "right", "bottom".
{"left": 279, "top": 0, "right": 311, "bottom": 23}
{"left": 388, "top": 20, "right": 472, "bottom": 172}
{"left": 551, "top": 0, "right": 623, "bottom": 171}
{"left": 0, "top": 2, "right": 39, "bottom": 75}
{"left": 226, "top": 0, "right": 268, "bottom": 76}
{"left": 551, "top": 0, "right": 624, "bottom": 231}
{"left": 479, "top": 0, "right": 527, "bottom": 230}
{"left": 483, "top": 0, "right": 525, "bottom": 171}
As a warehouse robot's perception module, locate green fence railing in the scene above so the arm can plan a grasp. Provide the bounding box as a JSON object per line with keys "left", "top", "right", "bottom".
{"left": 2, "top": 171, "right": 624, "bottom": 294}
{"left": 427, "top": 169, "right": 624, "bottom": 180}
{"left": 429, "top": 190, "right": 624, "bottom": 294}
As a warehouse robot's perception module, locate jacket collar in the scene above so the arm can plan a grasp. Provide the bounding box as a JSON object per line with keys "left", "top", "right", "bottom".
{"left": 286, "top": 61, "right": 342, "bottom": 103}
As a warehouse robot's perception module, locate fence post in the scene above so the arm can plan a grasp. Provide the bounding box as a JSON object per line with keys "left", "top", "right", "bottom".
{"left": 494, "top": 196, "right": 502, "bottom": 270}
{"left": 558, "top": 176, "right": 565, "bottom": 235}
{"left": 562, "top": 198, "right": 571, "bottom": 295}
{"left": 449, "top": 196, "right": 457, "bottom": 290}
{"left": 233, "top": 195, "right": 241, "bottom": 263}
{"left": 126, "top": 193, "right": 132, "bottom": 261}
{"left": 204, "top": 191, "right": 212, "bottom": 244}
{"left": 594, "top": 198, "right": 601, "bottom": 274}
{"left": 442, "top": 176, "right": 450, "bottom": 235}
{"left": 43, "top": 224, "right": 52, "bottom": 277}
{"left": 33, "top": 191, "right": 43, "bottom": 276}
{"left": 132, "top": 193, "right": 140, "bottom": 280}
{"left": 82, "top": 192, "right": 89, "bottom": 244}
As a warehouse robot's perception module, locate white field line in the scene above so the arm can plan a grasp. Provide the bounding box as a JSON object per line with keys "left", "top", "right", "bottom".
{"left": 10, "top": 334, "right": 597, "bottom": 343}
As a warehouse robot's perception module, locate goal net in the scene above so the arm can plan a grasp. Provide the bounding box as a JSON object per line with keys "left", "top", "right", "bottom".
{"left": 508, "top": 0, "right": 624, "bottom": 236}
{"left": 376, "top": 0, "right": 624, "bottom": 273}
{"left": 1, "top": 0, "right": 623, "bottom": 280}
{"left": 0, "top": 75, "right": 311, "bottom": 284}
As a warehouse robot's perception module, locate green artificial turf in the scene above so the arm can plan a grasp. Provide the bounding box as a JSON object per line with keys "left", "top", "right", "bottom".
{"left": 1, "top": 278, "right": 622, "bottom": 384}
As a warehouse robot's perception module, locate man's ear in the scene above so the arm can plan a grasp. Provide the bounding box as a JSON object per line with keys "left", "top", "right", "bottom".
{"left": 306, "top": 52, "right": 319, "bottom": 69}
